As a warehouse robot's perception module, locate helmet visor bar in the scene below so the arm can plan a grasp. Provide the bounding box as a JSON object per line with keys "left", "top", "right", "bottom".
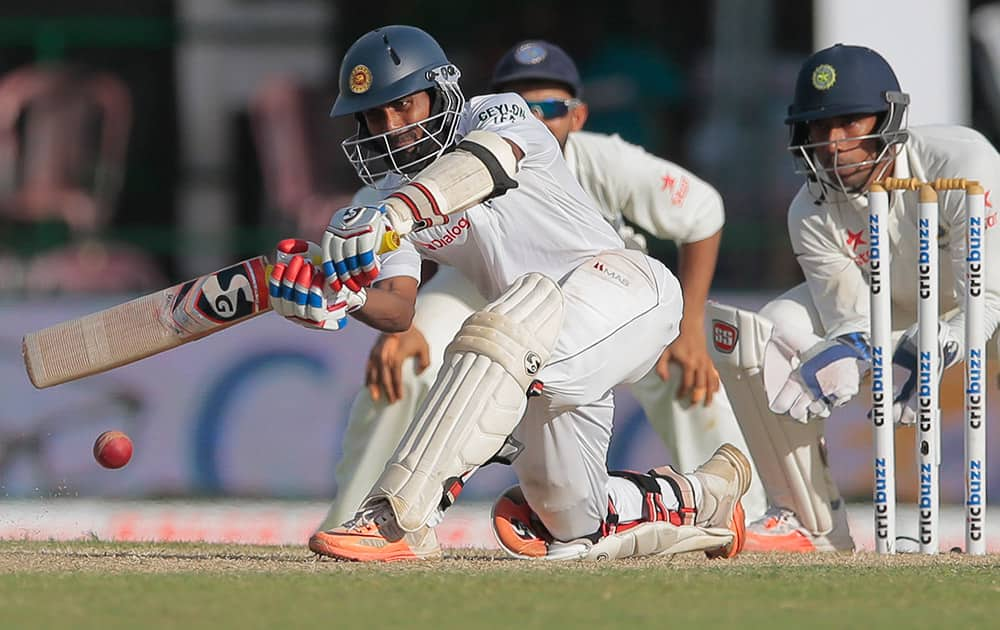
{"left": 790, "top": 136, "right": 903, "bottom": 195}
{"left": 340, "top": 65, "right": 464, "bottom": 190}
{"left": 342, "top": 113, "right": 453, "bottom": 188}
{"left": 788, "top": 100, "right": 909, "bottom": 197}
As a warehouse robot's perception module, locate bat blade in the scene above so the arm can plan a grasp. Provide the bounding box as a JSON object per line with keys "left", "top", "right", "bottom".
{"left": 22, "top": 256, "right": 272, "bottom": 389}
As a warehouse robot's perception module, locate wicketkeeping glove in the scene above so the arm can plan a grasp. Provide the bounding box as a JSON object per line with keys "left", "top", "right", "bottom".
{"left": 768, "top": 330, "right": 871, "bottom": 422}
{"left": 889, "top": 321, "right": 961, "bottom": 425}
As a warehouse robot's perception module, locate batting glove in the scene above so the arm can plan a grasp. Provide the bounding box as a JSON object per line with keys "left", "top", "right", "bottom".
{"left": 269, "top": 238, "right": 366, "bottom": 331}
{"left": 321, "top": 204, "right": 396, "bottom": 293}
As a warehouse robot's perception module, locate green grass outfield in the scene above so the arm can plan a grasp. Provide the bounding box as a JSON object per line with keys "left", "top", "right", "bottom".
{"left": 1, "top": 541, "right": 999, "bottom": 629}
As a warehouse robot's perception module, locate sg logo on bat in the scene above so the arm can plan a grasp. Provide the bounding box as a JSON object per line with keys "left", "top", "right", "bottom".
{"left": 166, "top": 258, "right": 268, "bottom": 336}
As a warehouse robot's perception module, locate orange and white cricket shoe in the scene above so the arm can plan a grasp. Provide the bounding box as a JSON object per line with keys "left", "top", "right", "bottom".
{"left": 491, "top": 486, "right": 554, "bottom": 559}
{"left": 308, "top": 501, "right": 442, "bottom": 562}
{"left": 744, "top": 506, "right": 855, "bottom": 553}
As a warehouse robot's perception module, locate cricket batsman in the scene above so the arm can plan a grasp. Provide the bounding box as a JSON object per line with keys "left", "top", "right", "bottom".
{"left": 317, "top": 39, "right": 767, "bottom": 532}
{"left": 269, "top": 25, "right": 753, "bottom": 561}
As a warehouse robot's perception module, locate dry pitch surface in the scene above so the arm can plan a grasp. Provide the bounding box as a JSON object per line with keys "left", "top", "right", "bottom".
{"left": 2, "top": 542, "right": 1000, "bottom": 629}
{"left": 1, "top": 540, "right": 998, "bottom": 573}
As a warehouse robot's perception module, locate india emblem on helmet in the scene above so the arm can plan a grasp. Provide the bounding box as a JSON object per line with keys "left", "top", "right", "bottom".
{"left": 811, "top": 64, "right": 836, "bottom": 91}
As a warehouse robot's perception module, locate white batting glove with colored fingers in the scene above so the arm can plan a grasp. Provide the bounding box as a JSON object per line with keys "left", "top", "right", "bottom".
{"left": 270, "top": 238, "right": 366, "bottom": 331}
{"left": 321, "top": 204, "right": 396, "bottom": 293}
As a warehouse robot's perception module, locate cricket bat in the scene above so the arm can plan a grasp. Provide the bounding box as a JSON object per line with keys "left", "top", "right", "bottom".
{"left": 22, "top": 232, "right": 400, "bottom": 389}
{"left": 22, "top": 256, "right": 274, "bottom": 389}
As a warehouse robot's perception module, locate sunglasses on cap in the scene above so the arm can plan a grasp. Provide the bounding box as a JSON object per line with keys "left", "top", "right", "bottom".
{"left": 525, "top": 98, "right": 581, "bottom": 120}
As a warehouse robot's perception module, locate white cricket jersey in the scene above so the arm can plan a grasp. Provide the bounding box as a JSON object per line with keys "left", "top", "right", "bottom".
{"left": 564, "top": 130, "right": 725, "bottom": 247}
{"left": 787, "top": 125, "right": 1000, "bottom": 341}
{"left": 374, "top": 93, "right": 624, "bottom": 301}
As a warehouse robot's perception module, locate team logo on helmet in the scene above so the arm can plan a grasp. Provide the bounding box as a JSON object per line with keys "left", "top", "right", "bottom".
{"left": 811, "top": 64, "right": 837, "bottom": 91}
{"left": 514, "top": 42, "right": 547, "bottom": 65}
{"left": 350, "top": 64, "right": 373, "bottom": 94}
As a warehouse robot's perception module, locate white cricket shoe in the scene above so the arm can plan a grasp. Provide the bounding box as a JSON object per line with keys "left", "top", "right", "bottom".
{"left": 685, "top": 443, "right": 753, "bottom": 558}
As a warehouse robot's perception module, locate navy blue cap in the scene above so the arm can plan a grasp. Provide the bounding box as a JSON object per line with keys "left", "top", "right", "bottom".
{"left": 490, "top": 40, "right": 582, "bottom": 96}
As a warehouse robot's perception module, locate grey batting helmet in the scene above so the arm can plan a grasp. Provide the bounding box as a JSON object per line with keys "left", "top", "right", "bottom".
{"left": 332, "top": 25, "right": 465, "bottom": 188}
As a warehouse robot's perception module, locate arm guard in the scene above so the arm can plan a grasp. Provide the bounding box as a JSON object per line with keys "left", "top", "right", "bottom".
{"left": 381, "top": 130, "right": 519, "bottom": 236}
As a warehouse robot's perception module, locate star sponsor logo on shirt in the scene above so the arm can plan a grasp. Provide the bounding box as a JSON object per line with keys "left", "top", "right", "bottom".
{"left": 845, "top": 228, "right": 871, "bottom": 267}
{"left": 413, "top": 216, "right": 472, "bottom": 251}
{"left": 660, "top": 172, "right": 689, "bottom": 205}
{"left": 477, "top": 102, "right": 527, "bottom": 125}
{"left": 846, "top": 229, "right": 866, "bottom": 252}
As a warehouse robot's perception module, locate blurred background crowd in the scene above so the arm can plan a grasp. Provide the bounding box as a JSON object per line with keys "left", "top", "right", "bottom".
{"left": 4, "top": 0, "right": 997, "bottom": 296}
{"left": 2, "top": 1, "right": 1000, "bottom": 507}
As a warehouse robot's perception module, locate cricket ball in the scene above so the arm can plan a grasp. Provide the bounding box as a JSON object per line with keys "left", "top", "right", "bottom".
{"left": 93, "top": 430, "right": 133, "bottom": 469}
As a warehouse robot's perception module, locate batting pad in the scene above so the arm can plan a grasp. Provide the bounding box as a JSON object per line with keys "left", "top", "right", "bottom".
{"left": 368, "top": 272, "right": 565, "bottom": 532}
{"left": 707, "top": 302, "right": 838, "bottom": 535}
{"left": 528, "top": 523, "right": 734, "bottom": 561}
{"left": 581, "top": 523, "right": 734, "bottom": 561}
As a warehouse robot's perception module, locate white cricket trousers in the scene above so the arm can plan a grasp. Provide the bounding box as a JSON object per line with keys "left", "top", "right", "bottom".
{"left": 320, "top": 263, "right": 766, "bottom": 532}
{"left": 510, "top": 249, "right": 680, "bottom": 539}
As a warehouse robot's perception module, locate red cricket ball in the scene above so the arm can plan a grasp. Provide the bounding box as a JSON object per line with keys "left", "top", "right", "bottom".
{"left": 93, "top": 430, "right": 133, "bottom": 469}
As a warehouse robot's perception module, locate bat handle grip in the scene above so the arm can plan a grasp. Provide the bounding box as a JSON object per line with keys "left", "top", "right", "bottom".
{"left": 378, "top": 230, "right": 400, "bottom": 254}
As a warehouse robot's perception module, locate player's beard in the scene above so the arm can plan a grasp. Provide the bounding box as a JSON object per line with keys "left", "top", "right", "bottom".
{"left": 351, "top": 124, "right": 429, "bottom": 178}
{"left": 386, "top": 127, "right": 430, "bottom": 174}
{"left": 392, "top": 93, "right": 453, "bottom": 176}
{"left": 359, "top": 111, "right": 448, "bottom": 176}
{"left": 345, "top": 87, "right": 463, "bottom": 186}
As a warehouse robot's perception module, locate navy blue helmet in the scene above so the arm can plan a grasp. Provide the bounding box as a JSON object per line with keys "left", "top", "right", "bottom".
{"left": 786, "top": 44, "right": 910, "bottom": 196}
{"left": 332, "top": 25, "right": 465, "bottom": 188}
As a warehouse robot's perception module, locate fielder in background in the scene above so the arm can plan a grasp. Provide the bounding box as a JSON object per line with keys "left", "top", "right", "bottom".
{"left": 709, "top": 43, "right": 1000, "bottom": 552}
{"left": 317, "top": 39, "right": 767, "bottom": 532}
{"left": 270, "top": 25, "right": 753, "bottom": 562}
